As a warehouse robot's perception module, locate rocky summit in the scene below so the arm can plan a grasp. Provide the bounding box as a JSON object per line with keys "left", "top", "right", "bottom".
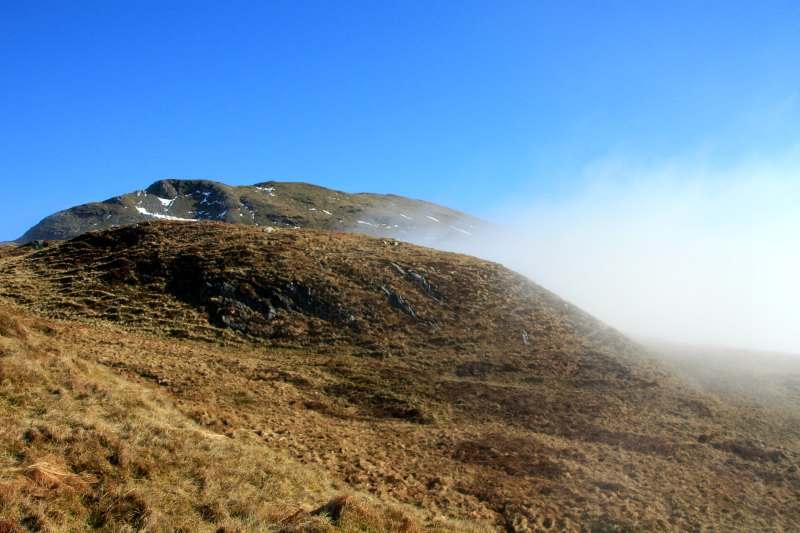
{"left": 18, "top": 179, "right": 484, "bottom": 245}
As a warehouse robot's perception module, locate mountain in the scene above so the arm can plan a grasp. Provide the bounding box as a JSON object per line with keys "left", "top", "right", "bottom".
{"left": 1, "top": 221, "right": 797, "bottom": 532}
{"left": 18, "top": 179, "right": 484, "bottom": 244}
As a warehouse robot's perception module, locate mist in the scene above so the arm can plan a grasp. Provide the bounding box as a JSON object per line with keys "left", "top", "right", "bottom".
{"left": 421, "top": 150, "right": 800, "bottom": 355}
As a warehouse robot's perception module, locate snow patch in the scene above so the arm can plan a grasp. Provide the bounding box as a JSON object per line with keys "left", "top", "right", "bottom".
{"left": 135, "top": 207, "right": 195, "bottom": 222}
{"left": 426, "top": 215, "right": 440, "bottom": 223}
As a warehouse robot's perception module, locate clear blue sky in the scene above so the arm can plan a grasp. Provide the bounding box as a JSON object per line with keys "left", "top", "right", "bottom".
{"left": 2, "top": 0, "right": 799, "bottom": 240}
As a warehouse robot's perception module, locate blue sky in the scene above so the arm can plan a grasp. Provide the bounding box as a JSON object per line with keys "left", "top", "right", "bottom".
{"left": 2, "top": 0, "right": 800, "bottom": 241}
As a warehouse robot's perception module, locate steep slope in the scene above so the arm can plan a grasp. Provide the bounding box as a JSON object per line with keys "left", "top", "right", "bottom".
{"left": 1, "top": 222, "right": 798, "bottom": 531}
{"left": 18, "top": 179, "right": 483, "bottom": 245}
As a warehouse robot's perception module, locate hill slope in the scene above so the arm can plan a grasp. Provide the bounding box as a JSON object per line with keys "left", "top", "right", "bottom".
{"left": 1, "top": 222, "right": 798, "bottom": 531}
{"left": 18, "top": 179, "right": 483, "bottom": 245}
{"left": 0, "top": 305, "right": 480, "bottom": 532}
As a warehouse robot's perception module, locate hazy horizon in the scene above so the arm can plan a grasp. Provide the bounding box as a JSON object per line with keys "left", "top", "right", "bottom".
{"left": 406, "top": 148, "right": 800, "bottom": 356}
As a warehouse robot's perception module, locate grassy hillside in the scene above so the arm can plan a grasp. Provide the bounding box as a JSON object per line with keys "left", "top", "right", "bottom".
{"left": 1, "top": 222, "right": 798, "bottom": 531}
{"left": 0, "top": 306, "right": 481, "bottom": 532}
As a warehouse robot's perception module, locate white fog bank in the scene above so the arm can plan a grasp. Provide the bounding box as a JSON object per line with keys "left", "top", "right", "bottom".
{"left": 431, "top": 151, "right": 800, "bottom": 355}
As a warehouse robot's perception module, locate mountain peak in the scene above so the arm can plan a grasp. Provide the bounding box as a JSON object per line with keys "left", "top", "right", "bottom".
{"left": 18, "top": 179, "right": 484, "bottom": 244}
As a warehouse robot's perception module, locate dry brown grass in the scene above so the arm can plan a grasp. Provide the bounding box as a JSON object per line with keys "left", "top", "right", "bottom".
{"left": 0, "top": 307, "right": 481, "bottom": 532}
{"left": 0, "top": 222, "right": 798, "bottom": 531}
{"left": 0, "top": 313, "right": 26, "bottom": 341}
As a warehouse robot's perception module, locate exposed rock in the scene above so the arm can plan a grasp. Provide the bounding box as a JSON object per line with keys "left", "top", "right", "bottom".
{"left": 389, "top": 262, "right": 406, "bottom": 276}
{"left": 381, "top": 286, "right": 417, "bottom": 318}
{"left": 389, "top": 261, "right": 442, "bottom": 301}
{"left": 407, "top": 269, "right": 442, "bottom": 302}
{"left": 145, "top": 179, "right": 179, "bottom": 199}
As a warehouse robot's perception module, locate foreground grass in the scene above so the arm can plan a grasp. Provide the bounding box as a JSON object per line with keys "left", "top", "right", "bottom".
{"left": 0, "top": 308, "right": 479, "bottom": 532}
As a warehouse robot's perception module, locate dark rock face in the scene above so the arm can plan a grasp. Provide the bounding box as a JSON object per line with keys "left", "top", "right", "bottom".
{"left": 164, "top": 253, "right": 359, "bottom": 337}
{"left": 18, "top": 179, "right": 485, "bottom": 245}
{"left": 145, "top": 179, "right": 179, "bottom": 199}
{"left": 381, "top": 286, "right": 417, "bottom": 318}
{"left": 389, "top": 262, "right": 442, "bottom": 301}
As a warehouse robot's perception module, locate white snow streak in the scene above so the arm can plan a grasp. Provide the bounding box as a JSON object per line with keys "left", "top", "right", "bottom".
{"left": 135, "top": 207, "right": 195, "bottom": 221}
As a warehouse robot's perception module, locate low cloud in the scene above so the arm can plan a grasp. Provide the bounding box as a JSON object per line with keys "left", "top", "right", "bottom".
{"left": 426, "top": 149, "right": 800, "bottom": 354}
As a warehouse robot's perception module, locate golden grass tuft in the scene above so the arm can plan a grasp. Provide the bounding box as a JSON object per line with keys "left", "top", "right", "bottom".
{"left": 14, "top": 456, "right": 95, "bottom": 493}
{"left": 312, "top": 495, "right": 419, "bottom": 532}
{"left": 0, "top": 310, "right": 26, "bottom": 340}
{"left": 277, "top": 494, "right": 484, "bottom": 533}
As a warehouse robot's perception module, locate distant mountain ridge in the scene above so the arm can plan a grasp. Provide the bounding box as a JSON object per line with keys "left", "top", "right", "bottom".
{"left": 18, "top": 179, "right": 485, "bottom": 243}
